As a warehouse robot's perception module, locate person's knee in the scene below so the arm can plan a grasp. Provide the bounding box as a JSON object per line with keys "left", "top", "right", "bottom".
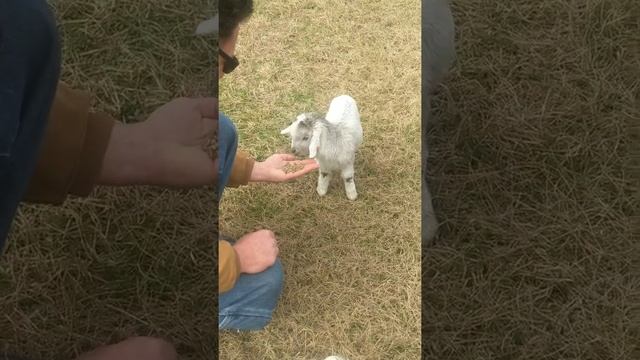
{"left": 218, "top": 260, "right": 284, "bottom": 331}
{"left": 262, "top": 258, "right": 284, "bottom": 302}
{"left": 242, "top": 261, "right": 283, "bottom": 329}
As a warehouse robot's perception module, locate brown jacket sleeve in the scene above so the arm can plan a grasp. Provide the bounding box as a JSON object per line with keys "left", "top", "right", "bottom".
{"left": 219, "top": 240, "right": 241, "bottom": 293}
{"left": 227, "top": 150, "right": 255, "bottom": 187}
{"left": 23, "top": 82, "right": 116, "bottom": 204}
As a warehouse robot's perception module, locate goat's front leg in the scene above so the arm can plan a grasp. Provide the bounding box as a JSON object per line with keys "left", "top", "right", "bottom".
{"left": 341, "top": 163, "right": 358, "bottom": 200}
{"left": 317, "top": 164, "right": 332, "bottom": 196}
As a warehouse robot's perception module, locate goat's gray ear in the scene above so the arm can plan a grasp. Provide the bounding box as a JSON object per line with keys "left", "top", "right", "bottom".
{"left": 308, "top": 125, "right": 322, "bottom": 158}
{"left": 280, "top": 123, "right": 294, "bottom": 135}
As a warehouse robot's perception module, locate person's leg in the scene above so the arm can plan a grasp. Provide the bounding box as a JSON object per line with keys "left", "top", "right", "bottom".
{"left": 216, "top": 120, "right": 283, "bottom": 329}
{"left": 217, "top": 112, "right": 238, "bottom": 202}
{"left": 219, "top": 237, "right": 284, "bottom": 331}
{"left": 0, "top": 0, "right": 61, "bottom": 249}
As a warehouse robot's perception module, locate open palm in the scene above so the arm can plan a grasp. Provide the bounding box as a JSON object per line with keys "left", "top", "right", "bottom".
{"left": 250, "top": 154, "right": 319, "bottom": 183}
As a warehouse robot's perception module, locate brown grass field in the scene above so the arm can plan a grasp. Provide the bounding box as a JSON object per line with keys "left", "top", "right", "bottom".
{"left": 1, "top": 1, "right": 217, "bottom": 359}
{"left": 424, "top": 0, "right": 639, "bottom": 359}
{"left": 218, "top": 0, "right": 422, "bottom": 359}
{"left": 0, "top": 0, "right": 638, "bottom": 359}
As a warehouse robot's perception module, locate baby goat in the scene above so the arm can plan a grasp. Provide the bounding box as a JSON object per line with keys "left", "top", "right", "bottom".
{"left": 281, "top": 95, "right": 363, "bottom": 200}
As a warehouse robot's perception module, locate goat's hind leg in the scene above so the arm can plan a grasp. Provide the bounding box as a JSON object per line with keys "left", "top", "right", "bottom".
{"left": 317, "top": 164, "right": 332, "bottom": 196}
{"left": 341, "top": 163, "right": 358, "bottom": 201}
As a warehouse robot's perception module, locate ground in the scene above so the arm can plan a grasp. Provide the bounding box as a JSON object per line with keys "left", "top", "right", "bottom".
{"left": 1, "top": 0, "right": 636, "bottom": 360}
{"left": 218, "top": 0, "right": 421, "bottom": 359}
{"left": 0, "top": 1, "right": 217, "bottom": 359}
{"left": 424, "top": 0, "right": 639, "bottom": 359}
{"left": 0, "top": 0, "right": 422, "bottom": 359}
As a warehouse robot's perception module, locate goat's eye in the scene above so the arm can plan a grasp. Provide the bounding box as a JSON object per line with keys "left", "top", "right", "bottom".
{"left": 302, "top": 136, "right": 309, "bottom": 141}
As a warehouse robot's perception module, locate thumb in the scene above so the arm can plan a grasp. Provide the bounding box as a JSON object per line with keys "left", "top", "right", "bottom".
{"left": 193, "top": 97, "right": 218, "bottom": 119}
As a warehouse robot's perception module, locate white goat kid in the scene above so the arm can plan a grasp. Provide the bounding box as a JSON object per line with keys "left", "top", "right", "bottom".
{"left": 281, "top": 95, "right": 363, "bottom": 200}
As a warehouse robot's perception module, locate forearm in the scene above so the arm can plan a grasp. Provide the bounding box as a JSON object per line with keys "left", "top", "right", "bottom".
{"left": 25, "top": 85, "right": 217, "bottom": 202}
{"left": 24, "top": 82, "right": 116, "bottom": 204}
{"left": 97, "top": 122, "right": 155, "bottom": 186}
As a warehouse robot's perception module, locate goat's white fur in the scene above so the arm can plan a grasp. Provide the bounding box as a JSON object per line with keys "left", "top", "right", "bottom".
{"left": 281, "top": 95, "right": 363, "bottom": 200}
{"left": 308, "top": 124, "right": 322, "bottom": 159}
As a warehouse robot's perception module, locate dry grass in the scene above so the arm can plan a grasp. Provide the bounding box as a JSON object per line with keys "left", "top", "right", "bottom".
{"left": 0, "top": 1, "right": 216, "bottom": 359}
{"left": 2, "top": 0, "right": 636, "bottom": 359}
{"left": 424, "top": 0, "right": 639, "bottom": 359}
{"left": 218, "top": 0, "right": 421, "bottom": 359}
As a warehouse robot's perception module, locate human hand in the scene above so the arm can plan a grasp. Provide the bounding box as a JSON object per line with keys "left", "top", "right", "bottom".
{"left": 75, "top": 337, "right": 177, "bottom": 360}
{"left": 98, "top": 97, "right": 217, "bottom": 187}
{"left": 250, "top": 154, "right": 319, "bottom": 183}
{"left": 233, "top": 229, "right": 279, "bottom": 274}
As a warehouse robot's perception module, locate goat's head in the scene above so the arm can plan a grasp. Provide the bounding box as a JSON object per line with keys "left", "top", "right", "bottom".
{"left": 280, "top": 112, "right": 323, "bottom": 158}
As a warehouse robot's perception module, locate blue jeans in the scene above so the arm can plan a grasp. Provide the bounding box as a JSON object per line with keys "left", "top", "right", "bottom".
{"left": 0, "top": 0, "right": 61, "bottom": 251}
{"left": 218, "top": 112, "right": 284, "bottom": 331}
{"left": 216, "top": 112, "right": 238, "bottom": 201}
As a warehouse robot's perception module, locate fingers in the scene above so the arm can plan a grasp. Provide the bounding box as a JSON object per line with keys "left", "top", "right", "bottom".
{"left": 284, "top": 162, "right": 320, "bottom": 180}
{"left": 276, "top": 154, "right": 321, "bottom": 166}
{"left": 193, "top": 98, "right": 216, "bottom": 143}
{"left": 280, "top": 158, "right": 318, "bottom": 166}
{"left": 293, "top": 158, "right": 319, "bottom": 166}
{"left": 237, "top": 229, "right": 279, "bottom": 272}
{"left": 193, "top": 97, "right": 218, "bottom": 119}
{"left": 201, "top": 116, "right": 216, "bottom": 137}
{"left": 285, "top": 159, "right": 320, "bottom": 169}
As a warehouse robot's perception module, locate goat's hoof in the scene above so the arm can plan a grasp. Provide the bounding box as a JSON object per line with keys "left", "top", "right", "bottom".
{"left": 317, "top": 188, "right": 328, "bottom": 196}
{"left": 346, "top": 192, "right": 358, "bottom": 201}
